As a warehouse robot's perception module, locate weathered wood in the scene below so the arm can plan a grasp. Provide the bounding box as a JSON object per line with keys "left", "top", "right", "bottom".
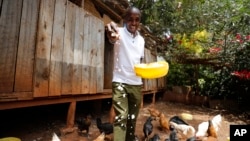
{"left": 95, "top": 17, "right": 104, "bottom": 93}
{"left": 104, "top": 38, "right": 114, "bottom": 89}
{"left": 82, "top": 12, "right": 91, "bottom": 94}
{"left": 0, "top": 93, "right": 112, "bottom": 110}
{"left": 49, "top": 0, "right": 67, "bottom": 96}
{"left": 62, "top": 1, "right": 76, "bottom": 95}
{"left": 15, "top": 0, "right": 39, "bottom": 92}
{"left": 0, "top": 0, "right": 23, "bottom": 92}
{"left": 0, "top": 92, "right": 33, "bottom": 102}
{"left": 89, "top": 16, "right": 97, "bottom": 94}
{"left": 72, "top": 7, "right": 84, "bottom": 94}
{"left": 34, "top": 0, "right": 55, "bottom": 97}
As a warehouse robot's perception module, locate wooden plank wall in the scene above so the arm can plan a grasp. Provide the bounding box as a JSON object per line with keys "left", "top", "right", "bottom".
{"left": 0, "top": 0, "right": 23, "bottom": 92}
{"left": 34, "top": 0, "right": 105, "bottom": 97}
{"left": 0, "top": 0, "right": 105, "bottom": 99}
{"left": 49, "top": 0, "right": 67, "bottom": 96}
{"left": 15, "top": 0, "right": 40, "bottom": 92}
{"left": 34, "top": 0, "right": 56, "bottom": 97}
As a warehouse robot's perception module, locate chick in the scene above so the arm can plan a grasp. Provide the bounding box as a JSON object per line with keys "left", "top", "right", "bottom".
{"left": 169, "top": 116, "right": 189, "bottom": 125}
{"left": 93, "top": 132, "right": 105, "bottom": 141}
{"left": 149, "top": 134, "right": 160, "bottom": 141}
{"left": 96, "top": 118, "right": 113, "bottom": 135}
{"left": 75, "top": 114, "right": 92, "bottom": 136}
{"left": 207, "top": 120, "right": 217, "bottom": 138}
{"left": 159, "top": 113, "right": 170, "bottom": 132}
{"left": 147, "top": 108, "right": 160, "bottom": 118}
{"left": 143, "top": 116, "right": 154, "bottom": 140}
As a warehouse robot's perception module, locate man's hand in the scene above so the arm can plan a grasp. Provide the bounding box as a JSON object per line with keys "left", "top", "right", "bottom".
{"left": 105, "top": 21, "right": 119, "bottom": 43}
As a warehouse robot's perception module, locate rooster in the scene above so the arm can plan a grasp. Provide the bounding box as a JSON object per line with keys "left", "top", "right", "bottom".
{"left": 159, "top": 113, "right": 170, "bottom": 132}
{"left": 143, "top": 116, "right": 154, "bottom": 140}
{"left": 147, "top": 108, "right": 160, "bottom": 118}
{"left": 75, "top": 114, "right": 92, "bottom": 136}
{"left": 93, "top": 132, "right": 105, "bottom": 141}
{"left": 196, "top": 114, "right": 222, "bottom": 138}
{"left": 169, "top": 121, "right": 196, "bottom": 139}
{"left": 96, "top": 118, "right": 113, "bottom": 135}
{"left": 207, "top": 120, "right": 217, "bottom": 138}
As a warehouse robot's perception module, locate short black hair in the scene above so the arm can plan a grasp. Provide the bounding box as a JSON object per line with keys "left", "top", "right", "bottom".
{"left": 123, "top": 6, "right": 141, "bottom": 20}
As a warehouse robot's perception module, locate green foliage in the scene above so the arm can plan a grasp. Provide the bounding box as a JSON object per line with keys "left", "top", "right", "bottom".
{"left": 130, "top": 0, "right": 250, "bottom": 102}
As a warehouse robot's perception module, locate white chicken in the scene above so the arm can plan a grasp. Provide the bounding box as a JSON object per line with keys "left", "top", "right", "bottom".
{"left": 169, "top": 121, "right": 196, "bottom": 139}
{"left": 52, "top": 132, "right": 60, "bottom": 141}
{"left": 195, "top": 114, "right": 222, "bottom": 138}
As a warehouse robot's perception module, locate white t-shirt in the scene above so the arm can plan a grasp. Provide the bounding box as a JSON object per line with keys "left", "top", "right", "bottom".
{"left": 112, "top": 27, "right": 145, "bottom": 85}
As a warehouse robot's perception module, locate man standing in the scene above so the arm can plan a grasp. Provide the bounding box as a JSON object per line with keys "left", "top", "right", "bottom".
{"left": 106, "top": 7, "right": 145, "bottom": 141}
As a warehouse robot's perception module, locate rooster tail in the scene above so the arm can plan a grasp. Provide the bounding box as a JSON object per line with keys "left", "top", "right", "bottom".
{"left": 52, "top": 132, "right": 60, "bottom": 141}
{"left": 211, "top": 114, "right": 222, "bottom": 128}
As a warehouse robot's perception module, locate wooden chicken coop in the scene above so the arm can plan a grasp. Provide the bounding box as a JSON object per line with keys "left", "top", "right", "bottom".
{"left": 0, "top": 0, "right": 166, "bottom": 129}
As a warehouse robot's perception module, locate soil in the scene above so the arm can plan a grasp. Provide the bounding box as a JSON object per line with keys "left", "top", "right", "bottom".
{"left": 0, "top": 94, "right": 249, "bottom": 141}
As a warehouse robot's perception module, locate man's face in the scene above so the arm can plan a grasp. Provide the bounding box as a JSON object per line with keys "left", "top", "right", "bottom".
{"left": 125, "top": 13, "right": 140, "bottom": 34}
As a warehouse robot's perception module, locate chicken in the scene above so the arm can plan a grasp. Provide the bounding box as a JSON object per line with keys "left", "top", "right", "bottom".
{"left": 196, "top": 114, "right": 222, "bottom": 138}
{"left": 143, "top": 116, "right": 154, "bottom": 140}
{"left": 207, "top": 120, "right": 217, "bottom": 138}
{"left": 52, "top": 132, "right": 60, "bottom": 141}
{"left": 149, "top": 134, "right": 160, "bottom": 141}
{"left": 169, "top": 126, "right": 179, "bottom": 141}
{"left": 93, "top": 132, "right": 105, "bottom": 141}
{"left": 96, "top": 118, "right": 113, "bottom": 135}
{"left": 169, "top": 121, "right": 196, "bottom": 139}
{"left": 147, "top": 107, "right": 160, "bottom": 118}
{"left": 159, "top": 113, "right": 170, "bottom": 132}
{"left": 169, "top": 116, "right": 189, "bottom": 125}
{"left": 75, "top": 114, "right": 92, "bottom": 136}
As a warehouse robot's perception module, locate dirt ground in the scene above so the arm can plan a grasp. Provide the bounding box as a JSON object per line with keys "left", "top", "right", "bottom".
{"left": 0, "top": 94, "right": 249, "bottom": 141}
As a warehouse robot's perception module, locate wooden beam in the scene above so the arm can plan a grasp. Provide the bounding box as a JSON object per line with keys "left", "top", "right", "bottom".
{"left": 92, "top": 0, "right": 122, "bottom": 22}
{"left": 0, "top": 93, "right": 113, "bottom": 110}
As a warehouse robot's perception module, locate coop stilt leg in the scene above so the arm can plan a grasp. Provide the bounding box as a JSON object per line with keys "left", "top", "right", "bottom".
{"left": 141, "top": 94, "right": 144, "bottom": 108}
{"left": 60, "top": 101, "right": 77, "bottom": 135}
{"left": 152, "top": 92, "right": 156, "bottom": 105}
{"left": 67, "top": 101, "right": 76, "bottom": 128}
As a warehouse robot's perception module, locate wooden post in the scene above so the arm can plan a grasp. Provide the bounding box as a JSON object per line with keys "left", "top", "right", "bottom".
{"left": 67, "top": 101, "right": 76, "bottom": 128}
{"left": 140, "top": 93, "right": 144, "bottom": 108}
{"left": 152, "top": 91, "right": 156, "bottom": 105}
{"left": 60, "top": 101, "right": 77, "bottom": 135}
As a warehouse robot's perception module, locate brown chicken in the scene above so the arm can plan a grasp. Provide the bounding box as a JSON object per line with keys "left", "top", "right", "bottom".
{"left": 147, "top": 107, "right": 160, "bottom": 118}
{"left": 93, "top": 132, "right": 105, "bottom": 141}
{"left": 207, "top": 120, "right": 217, "bottom": 138}
{"left": 159, "top": 112, "right": 169, "bottom": 132}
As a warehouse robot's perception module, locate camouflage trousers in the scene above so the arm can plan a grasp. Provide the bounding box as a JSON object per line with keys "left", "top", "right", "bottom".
{"left": 112, "top": 82, "right": 142, "bottom": 141}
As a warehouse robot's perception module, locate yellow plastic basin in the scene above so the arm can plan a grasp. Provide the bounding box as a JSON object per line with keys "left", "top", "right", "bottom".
{"left": 134, "top": 61, "right": 169, "bottom": 79}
